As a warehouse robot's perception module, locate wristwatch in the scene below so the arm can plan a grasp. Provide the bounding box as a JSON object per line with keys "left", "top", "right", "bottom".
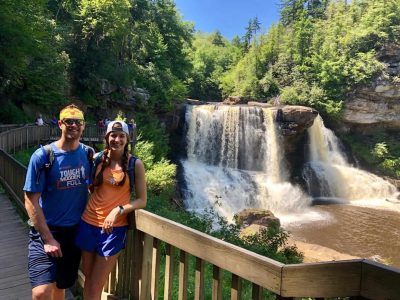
{"left": 118, "top": 205, "right": 124, "bottom": 215}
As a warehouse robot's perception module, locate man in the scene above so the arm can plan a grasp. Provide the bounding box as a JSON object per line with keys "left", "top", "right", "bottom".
{"left": 24, "top": 104, "right": 92, "bottom": 300}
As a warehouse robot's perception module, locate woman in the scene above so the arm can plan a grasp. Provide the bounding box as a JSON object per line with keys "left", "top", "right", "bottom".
{"left": 76, "top": 120, "right": 147, "bottom": 300}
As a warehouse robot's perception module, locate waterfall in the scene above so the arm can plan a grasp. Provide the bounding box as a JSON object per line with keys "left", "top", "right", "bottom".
{"left": 264, "top": 108, "right": 284, "bottom": 183}
{"left": 304, "top": 115, "right": 399, "bottom": 206}
{"left": 182, "top": 105, "right": 312, "bottom": 223}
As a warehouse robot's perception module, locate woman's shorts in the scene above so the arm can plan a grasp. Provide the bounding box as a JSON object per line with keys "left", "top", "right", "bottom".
{"left": 75, "top": 220, "right": 128, "bottom": 257}
{"left": 28, "top": 225, "right": 81, "bottom": 289}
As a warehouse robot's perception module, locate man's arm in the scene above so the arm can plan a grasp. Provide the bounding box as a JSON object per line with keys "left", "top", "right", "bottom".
{"left": 25, "top": 192, "right": 63, "bottom": 257}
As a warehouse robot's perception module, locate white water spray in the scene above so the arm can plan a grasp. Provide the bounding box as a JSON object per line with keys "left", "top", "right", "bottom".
{"left": 304, "top": 115, "right": 399, "bottom": 209}
{"left": 182, "top": 105, "right": 312, "bottom": 224}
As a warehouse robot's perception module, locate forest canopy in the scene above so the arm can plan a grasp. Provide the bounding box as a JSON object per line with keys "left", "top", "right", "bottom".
{"left": 1, "top": 0, "right": 399, "bottom": 122}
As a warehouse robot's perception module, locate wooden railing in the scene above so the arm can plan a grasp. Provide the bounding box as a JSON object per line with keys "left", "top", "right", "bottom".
{"left": 0, "top": 125, "right": 108, "bottom": 154}
{"left": 1, "top": 128, "right": 400, "bottom": 299}
{"left": 0, "top": 125, "right": 50, "bottom": 154}
{"left": 0, "top": 123, "right": 32, "bottom": 134}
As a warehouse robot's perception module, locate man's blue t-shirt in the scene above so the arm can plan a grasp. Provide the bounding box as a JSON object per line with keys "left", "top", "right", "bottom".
{"left": 23, "top": 143, "right": 90, "bottom": 226}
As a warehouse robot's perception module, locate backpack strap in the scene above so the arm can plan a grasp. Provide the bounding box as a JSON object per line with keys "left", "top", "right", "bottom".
{"left": 127, "top": 155, "right": 137, "bottom": 193}
{"left": 83, "top": 144, "right": 95, "bottom": 162}
{"left": 82, "top": 144, "right": 95, "bottom": 184}
{"left": 37, "top": 144, "right": 54, "bottom": 185}
{"left": 39, "top": 144, "right": 53, "bottom": 170}
{"left": 91, "top": 150, "right": 104, "bottom": 184}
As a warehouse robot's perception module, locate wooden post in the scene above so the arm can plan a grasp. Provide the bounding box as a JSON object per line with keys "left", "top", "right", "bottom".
{"left": 151, "top": 239, "right": 161, "bottom": 300}
{"left": 164, "top": 244, "right": 175, "bottom": 300}
{"left": 131, "top": 229, "right": 143, "bottom": 300}
{"left": 212, "top": 265, "right": 222, "bottom": 300}
{"left": 231, "top": 274, "right": 241, "bottom": 300}
{"left": 195, "top": 258, "right": 205, "bottom": 300}
{"left": 178, "top": 250, "right": 188, "bottom": 300}
{"left": 140, "top": 233, "right": 154, "bottom": 300}
{"left": 252, "top": 283, "right": 262, "bottom": 300}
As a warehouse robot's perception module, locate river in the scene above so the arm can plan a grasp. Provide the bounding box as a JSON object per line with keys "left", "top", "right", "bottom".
{"left": 287, "top": 204, "right": 400, "bottom": 267}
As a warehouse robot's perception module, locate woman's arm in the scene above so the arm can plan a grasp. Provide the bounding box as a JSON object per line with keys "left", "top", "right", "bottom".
{"left": 123, "top": 158, "right": 147, "bottom": 213}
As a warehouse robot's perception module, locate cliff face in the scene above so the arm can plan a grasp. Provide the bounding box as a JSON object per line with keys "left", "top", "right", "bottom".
{"left": 343, "top": 44, "right": 400, "bottom": 132}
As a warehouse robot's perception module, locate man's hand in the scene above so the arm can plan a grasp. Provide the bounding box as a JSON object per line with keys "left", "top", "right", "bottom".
{"left": 44, "top": 237, "right": 63, "bottom": 258}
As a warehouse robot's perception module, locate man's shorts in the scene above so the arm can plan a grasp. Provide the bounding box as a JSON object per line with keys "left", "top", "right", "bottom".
{"left": 75, "top": 220, "right": 127, "bottom": 257}
{"left": 28, "top": 225, "right": 81, "bottom": 289}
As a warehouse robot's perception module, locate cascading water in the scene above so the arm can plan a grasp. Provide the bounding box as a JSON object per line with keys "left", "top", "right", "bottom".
{"left": 303, "top": 115, "right": 399, "bottom": 208}
{"left": 182, "top": 105, "right": 312, "bottom": 224}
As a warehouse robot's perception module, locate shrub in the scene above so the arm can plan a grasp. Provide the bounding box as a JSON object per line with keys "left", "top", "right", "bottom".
{"left": 145, "top": 159, "right": 176, "bottom": 195}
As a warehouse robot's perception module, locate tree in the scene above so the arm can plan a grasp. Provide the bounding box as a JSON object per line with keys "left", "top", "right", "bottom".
{"left": 252, "top": 16, "right": 261, "bottom": 36}
{"left": 242, "top": 17, "right": 262, "bottom": 51}
{"left": 211, "top": 30, "right": 225, "bottom": 46}
{"left": 279, "top": 0, "right": 306, "bottom": 26}
{"left": 0, "top": 0, "right": 69, "bottom": 109}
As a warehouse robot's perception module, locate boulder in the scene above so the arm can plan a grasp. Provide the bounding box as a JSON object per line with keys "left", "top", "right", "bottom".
{"left": 235, "top": 208, "right": 280, "bottom": 228}
{"left": 98, "top": 79, "right": 118, "bottom": 95}
{"left": 239, "top": 224, "right": 265, "bottom": 238}
{"left": 246, "top": 104, "right": 318, "bottom": 135}
{"left": 223, "top": 96, "right": 248, "bottom": 105}
{"left": 185, "top": 98, "right": 209, "bottom": 105}
{"left": 276, "top": 105, "right": 319, "bottom": 134}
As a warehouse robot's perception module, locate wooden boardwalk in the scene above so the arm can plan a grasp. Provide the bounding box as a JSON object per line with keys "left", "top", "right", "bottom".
{"left": 0, "top": 192, "right": 31, "bottom": 300}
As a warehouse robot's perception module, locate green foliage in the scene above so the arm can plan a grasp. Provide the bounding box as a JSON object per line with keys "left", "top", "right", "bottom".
{"left": 12, "top": 146, "right": 36, "bottom": 167}
{"left": 23, "top": 0, "right": 194, "bottom": 111}
{"left": 134, "top": 111, "right": 176, "bottom": 195}
{"left": 341, "top": 131, "right": 400, "bottom": 179}
{"left": 145, "top": 159, "right": 176, "bottom": 194}
{"left": 0, "top": 102, "right": 29, "bottom": 124}
{"left": 0, "top": 0, "right": 69, "bottom": 108}
{"left": 372, "top": 142, "right": 389, "bottom": 159}
{"left": 219, "top": 0, "right": 399, "bottom": 122}
{"left": 147, "top": 195, "right": 303, "bottom": 264}
{"left": 135, "top": 112, "right": 170, "bottom": 161}
{"left": 187, "top": 32, "right": 242, "bottom": 100}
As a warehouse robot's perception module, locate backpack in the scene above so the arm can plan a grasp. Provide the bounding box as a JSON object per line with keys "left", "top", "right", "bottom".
{"left": 91, "top": 150, "right": 137, "bottom": 193}
{"left": 37, "top": 143, "right": 95, "bottom": 186}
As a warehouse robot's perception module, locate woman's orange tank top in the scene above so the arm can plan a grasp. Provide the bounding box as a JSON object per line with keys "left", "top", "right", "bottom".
{"left": 82, "top": 166, "right": 130, "bottom": 227}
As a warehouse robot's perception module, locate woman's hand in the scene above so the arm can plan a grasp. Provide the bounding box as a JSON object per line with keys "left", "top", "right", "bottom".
{"left": 102, "top": 208, "right": 119, "bottom": 234}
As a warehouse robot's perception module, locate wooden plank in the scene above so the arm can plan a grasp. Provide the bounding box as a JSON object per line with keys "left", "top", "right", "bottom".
{"left": 123, "top": 231, "right": 133, "bottom": 297}
{"left": 178, "top": 250, "right": 188, "bottom": 300}
{"left": 252, "top": 283, "right": 262, "bottom": 300}
{"left": 0, "top": 264, "right": 27, "bottom": 279}
{"left": 151, "top": 238, "right": 161, "bottom": 300}
{"left": 212, "top": 265, "right": 222, "bottom": 300}
{"left": 281, "top": 260, "right": 362, "bottom": 297}
{"left": 108, "top": 264, "right": 117, "bottom": 294}
{"left": 125, "top": 230, "right": 134, "bottom": 298}
{"left": 131, "top": 230, "right": 143, "bottom": 300}
{"left": 0, "top": 193, "right": 29, "bottom": 300}
{"left": 116, "top": 248, "right": 124, "bottom": 294}
{"left": 195, "top": 258, "right": 205, "bottom": 300}
{"left": 164, "top": 244, "right": 175, "bottom": 300}
{"left": 135, "top": 210, "right": 283, "bottom": 293}
{"left": 361, "top": 260, "right": 400, "bottom": 300}
{"left": 231, "top": 274, "right": 241, "bottom": 300}
{"left": 140, "top": 233, "right": 154, "bottom": 300}
{"left": 0, "top": 273, "right": 30, "bottom": 288}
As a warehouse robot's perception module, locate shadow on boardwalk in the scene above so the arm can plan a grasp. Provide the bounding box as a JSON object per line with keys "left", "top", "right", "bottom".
{"left": 0, "top": 192, "right": 76, "bottom": 300}
{"left": 0, "top": 191, "right": 30, "bottom": 300}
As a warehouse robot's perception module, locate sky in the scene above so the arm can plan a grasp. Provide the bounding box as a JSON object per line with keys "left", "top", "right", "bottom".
{"left": 173, "top": 0, "right": 281, "bottom": 41}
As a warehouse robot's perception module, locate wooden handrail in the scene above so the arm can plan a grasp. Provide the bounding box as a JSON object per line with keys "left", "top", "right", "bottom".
{"left": 1, "top": 128, "right": 400, "bottom": 299}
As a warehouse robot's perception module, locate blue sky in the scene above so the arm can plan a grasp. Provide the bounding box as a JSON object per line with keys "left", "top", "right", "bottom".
{"left": 174, "top": 0, "right": 281, "bottom": 41}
